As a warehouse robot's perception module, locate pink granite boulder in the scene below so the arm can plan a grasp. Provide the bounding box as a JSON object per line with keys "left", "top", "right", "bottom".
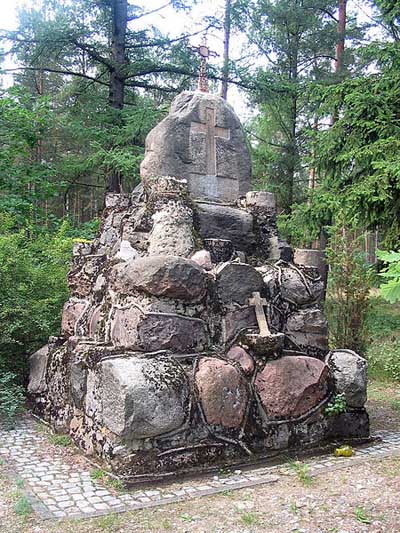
{"left": 255, "top": 356, "right": 330, "bottom": 419}
{"left": 61, "top": 299, "right": 87, "bottom": 337}
{"left": 226, "top": 346, "right": 255, "bottom": 375}
{"left": 196, "top": 357, "right": 249, "bottom": 428}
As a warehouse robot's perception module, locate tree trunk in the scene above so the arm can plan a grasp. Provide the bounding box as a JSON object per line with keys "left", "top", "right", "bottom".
{"left": 107, "top": 0, "right": 128, "bottom": 193}
{"left": 335, "top": 0, "right": 347, "bottom": 76}
{"left": 286, "top": 30, "right": 299, "bottom": 215}
{"left": 220, "top": 0, "right": 231, "bottom": 101}
{"left": 320, "top": 0, "right": 347, "bottom": 250}
{"left": 109, "top": 0, "right": 128, "bottom": 110}
{"left": 286, "top": 93, "right": 297, "bottom": 215}
{"left": 331, "top": 0, "right": 347, "bottom": 124}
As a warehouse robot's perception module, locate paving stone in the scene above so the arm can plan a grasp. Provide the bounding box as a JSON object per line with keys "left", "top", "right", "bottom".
{"left": 2, "top": 414, "right": 400, "bottom": 521}
{"left": 93, "top": 503, "right": 111, "bottom": 510}
{"left": 49, "top": 489, "right": 67, "bottom": 496}
{"left": 81, "top": 507, "right": 96, "bottom": 514}
{"left": 88, "top": 496, "right": 103, "bottom": 504}
{"left": 95, "top": 490, "right": 110, "bottom": 496}
{"left": 67, "top": 487, "right": 83, "bottom": 494}
{"left": 58, "top": 500, "right": 75, "bottom": 509}
{"left": 110, "top": 500, "right": 125, "bottom": 506}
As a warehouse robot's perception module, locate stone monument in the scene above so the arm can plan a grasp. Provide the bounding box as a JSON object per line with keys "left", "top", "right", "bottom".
{"left": 28, "top": 67, "right": 369, "bottom": 481}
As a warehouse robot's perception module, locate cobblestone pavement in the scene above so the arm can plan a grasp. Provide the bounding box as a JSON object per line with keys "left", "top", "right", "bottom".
{"left": 1, "top": 416, "right": 400, "bottom": 521}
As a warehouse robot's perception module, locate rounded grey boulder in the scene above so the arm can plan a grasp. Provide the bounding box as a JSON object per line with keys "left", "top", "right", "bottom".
{"left": 110, "top": 255, "right": 207, "bottom": 301}
{"left": 327, "top": 349, "right": 368, "bottom": 408}
{"left": 140, "top": 91, "right": 251, "bottom": 202}
{"left": 100, "top": 356, "right": 190, "bottom": 439}
{"left": 215, "top": 262, "right": 264, "bottom": 306}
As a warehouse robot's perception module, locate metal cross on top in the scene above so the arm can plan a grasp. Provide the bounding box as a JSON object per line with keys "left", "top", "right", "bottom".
{"left": 248, "top": 292, "right": 272, "bottom": 337}
{"left": 191, "top": 37, "right": 218, "bottom": 93}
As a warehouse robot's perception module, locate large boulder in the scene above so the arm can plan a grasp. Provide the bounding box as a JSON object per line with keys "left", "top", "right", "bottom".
{"left": 294, "top": 248, "right": 328, "bottom": 289}
{"left": 61, "top": 299, "right": 87, "bottom": 337}
{"left": 327, "top": 349, "right": 368, "bottom": 408}
{"left": 255, "top": 356, "right": 330, "bottom": 419}
{"left": 99, "top": 357, "right": 190, "bottom": 439}
{"left": 110, "top": 255, "right": 207, "bottom": 301}
{"left": 327, "top": 410, "right": 370, "bottom": 438}
{"left": 195, "top": 203, "right": 255, "bottom": 253}
{"left": 285, "top": 308, "right": 329, "bottom": 356}
{"left": 110, "top": 307, "right": 208, "bottom": 352}
{"left": 140, "top": 91, "right": 251, "bottom": 202}
{"left": 245, "top": 191, "right": 276, "bottom": 210}
{"left": 148, "top": 203, "right": 195, "bottom": 258}
{"left": 28, "top": 345, "right": 49, "bottom": 394}
{"left": 215, "top": 263, "right": 264, "bottom": 307}
{"left": 196, "top": 357, "right": 249, "bottom": 428}
{"left": 226, "top": 345, "right": 255, "bottom": 375}
{"left": 222, "top": 306, "right": 257, "bottom": 344}
{"left": 191, "top": 249, "right": 213, "bottom": 270}
{"left": 280, "top": 267, "right": 324, "bottom": 305}
{"left": 68, "top": 255, "right": 107, "bottom": 298}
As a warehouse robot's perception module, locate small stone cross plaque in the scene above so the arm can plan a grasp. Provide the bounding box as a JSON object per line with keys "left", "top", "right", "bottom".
{"left": 190, "top": 107, "right": 230, "bottom": 176}
{"left": 248, "top": 292, "right": 271, "bottom": 336}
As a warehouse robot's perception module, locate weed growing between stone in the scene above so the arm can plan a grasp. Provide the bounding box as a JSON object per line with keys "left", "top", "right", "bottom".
{"left": 180, "top": 513, "right": 194, "bottom": 522}
{"left": 355, "top": 506, "right": 372, "bottom": 524}
{"left": 48, "top": 434, "right": 72, "bottom": 447}
{"left": 324, "top": 393, "right": 347, "bottom": 416}
{"left": 13, "top": 494, "right": 32, "bottom": 517}
{"left": 240, "top": 511, "right": 258, "bottom": 525}
{"left": 89, "top": 468, "right": 125, "bottom": 492}
{"left": 288, "top": 460, "right": 313, "bottom": 487}
{"left": 9, "top": 478, "right": 32, "bottom": 518}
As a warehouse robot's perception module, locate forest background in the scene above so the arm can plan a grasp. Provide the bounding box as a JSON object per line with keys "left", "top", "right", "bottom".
{"left": 0, "top": 0, "right": 399, "bottom": 393}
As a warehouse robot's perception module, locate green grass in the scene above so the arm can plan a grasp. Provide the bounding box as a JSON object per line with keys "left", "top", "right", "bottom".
{"left": 90, "top": 468, "right": 106, "bottom": 480}
{"left": 365, "top": 298, "right": 400, "bottom": 382}
{"left": 93, "top": 513, "right": 124, "bottom": 531}
{"left": 355, "top": 506, "right": 372, "bottom": 524}
{"left": 288, "top": 460, "right": 313, "bottom": 487}
{"left": 90, "top": 468, "right": 125, "bottom": 492}
{"left": 390, "top": 398, "right": 400, "bottom": 411}
{"left": 180, "top": 513, "right": 194, "bottom": 522}
{"left": 365, "top": 297, "right": 400, "bottom": 340}
{"left": 48, "top": 434, "right": 72, "bottom": 447}
{"left": 15, "top": 477, "right": 24, "bottom": 489}
{"left": 13, "top": 494, "right": 32, "bottom": 517}
{"left": 240, "top": 512, "right": 258, "bottom": 526}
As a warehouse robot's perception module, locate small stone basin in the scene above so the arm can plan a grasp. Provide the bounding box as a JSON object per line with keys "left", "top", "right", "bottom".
{"left": 242, "top": 332, "right": 285, "bottom": 356}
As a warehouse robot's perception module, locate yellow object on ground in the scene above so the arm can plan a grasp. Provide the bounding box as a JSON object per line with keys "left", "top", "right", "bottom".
{"left": 334, "top": 445, "right": 353, "bottom": 457}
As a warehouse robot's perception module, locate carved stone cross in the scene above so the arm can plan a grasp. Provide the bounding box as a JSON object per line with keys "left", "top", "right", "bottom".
{"left": 248, "top": 292, "right": 271, "bottom": 336}
{"left": 190, "top": 107, "right": 230, "bottom": 176}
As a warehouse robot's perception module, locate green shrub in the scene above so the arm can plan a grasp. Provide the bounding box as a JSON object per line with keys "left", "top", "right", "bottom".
{"left": 0, "top": 371, "right": 25, "bottom": 429}
{"left": 325, "top": 220, "right": 374, "bottom": 354}
{"left": 0, "top": 216, "right": 99, "bottom": 381}
{"left": 377, "top": 250, "right": 400, "bottom": 304}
